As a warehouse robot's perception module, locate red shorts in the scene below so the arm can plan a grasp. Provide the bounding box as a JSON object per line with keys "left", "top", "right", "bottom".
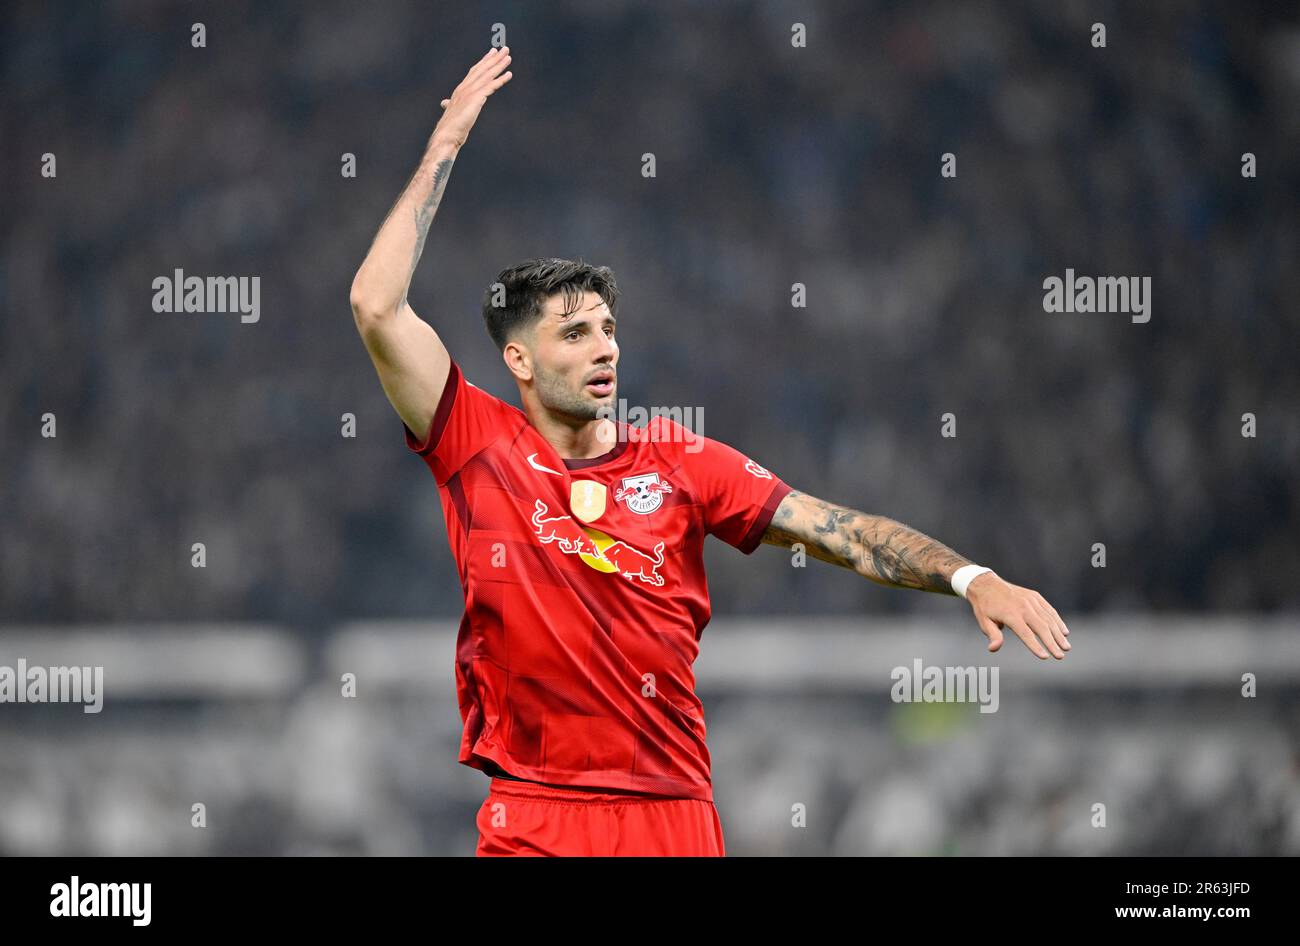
{"left": 475, "top": 777, "right": 726, "bottom": 857}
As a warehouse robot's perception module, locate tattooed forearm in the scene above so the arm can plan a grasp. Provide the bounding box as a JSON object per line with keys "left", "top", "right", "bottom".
{"left": 407, "top": 157, "right": 455, "bottom": 284}
{"left": 352, "top": 139, "right": 459, "bottom": 318}
{"left": 762, "top": 489, "right": 971, "bottom": 594}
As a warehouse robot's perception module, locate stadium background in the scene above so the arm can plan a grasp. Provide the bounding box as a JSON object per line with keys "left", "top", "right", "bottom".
{"left": 2, "top": 0, "right": 1297, "bottom": 854}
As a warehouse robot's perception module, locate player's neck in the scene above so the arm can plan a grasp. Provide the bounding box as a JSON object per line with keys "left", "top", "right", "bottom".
{"left": 527, "top": 409, "right": 619, "bottom": 461}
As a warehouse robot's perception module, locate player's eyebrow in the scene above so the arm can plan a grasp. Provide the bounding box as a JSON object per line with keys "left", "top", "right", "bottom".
{"left": 555, "top": 312, "right": 616, "bottom": 333}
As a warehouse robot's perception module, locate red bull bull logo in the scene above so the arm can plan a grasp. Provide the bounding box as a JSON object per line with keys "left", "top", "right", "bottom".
{"left": 531, "top": 499, "right": 665, "bottom": 586}
{"left": 598, "top": 539, "right": 666, "bottom": 586}
{"left": 531, "top": 500, "right": 601, "bottom": 556}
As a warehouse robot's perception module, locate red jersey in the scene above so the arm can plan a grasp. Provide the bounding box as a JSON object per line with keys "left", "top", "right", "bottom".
{"left": 404, "top": 359, "right": 792, "bottom": 801}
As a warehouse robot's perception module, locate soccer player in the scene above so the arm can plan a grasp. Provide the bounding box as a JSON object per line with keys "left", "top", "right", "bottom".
{"left": 350, "top": 48, "right": 1072, "bottom": 856}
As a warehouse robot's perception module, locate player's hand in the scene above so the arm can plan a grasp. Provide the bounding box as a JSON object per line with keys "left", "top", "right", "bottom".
{"left": 430, "top": 47, "right": 513, "bottom": 150}
{"left": 965, "top": 573, "right": 1071, "bottom": 660}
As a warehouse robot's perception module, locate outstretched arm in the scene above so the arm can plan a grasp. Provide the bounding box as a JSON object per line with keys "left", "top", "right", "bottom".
{"left": 349, "top": 46, "right": 513, "bottom": 441}
{"left": 761, "top": 489, "right": 1072, "bottom": 659}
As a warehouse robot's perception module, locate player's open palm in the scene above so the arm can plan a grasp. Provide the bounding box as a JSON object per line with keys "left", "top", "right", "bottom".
{"left": 433, "top": 47, "right": 513, "bottom": 149}
{"left": 966, "top": 573, "right": 1072, "bottom": 660}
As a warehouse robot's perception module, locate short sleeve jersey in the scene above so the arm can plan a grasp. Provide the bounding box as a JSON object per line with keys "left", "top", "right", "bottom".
{"left": 405, "top": 359, "right": 792, "bottom": 800}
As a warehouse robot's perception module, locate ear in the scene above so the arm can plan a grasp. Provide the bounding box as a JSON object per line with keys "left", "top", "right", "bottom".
{"left": 503, "top": 339, "right": 533, "bottom": 382}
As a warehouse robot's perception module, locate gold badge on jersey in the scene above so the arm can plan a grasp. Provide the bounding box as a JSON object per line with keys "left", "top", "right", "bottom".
{"left": 570, "top": 480, "right": 607, "bottom": 523}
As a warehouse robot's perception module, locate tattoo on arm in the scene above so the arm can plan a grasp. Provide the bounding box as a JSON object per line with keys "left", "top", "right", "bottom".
{"left": 762, "top": 490, "right": 971, "bottom": 594}
{"left": 358, "top": 150, "right": 458, "bottom": 315}
{"left": 407, "top": 158, "right": 455, "bottom": 284}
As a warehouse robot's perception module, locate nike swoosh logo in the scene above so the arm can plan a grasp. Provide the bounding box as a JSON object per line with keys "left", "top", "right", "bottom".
{"left": 527, "top": 453, "right": 564, "bottom": 477}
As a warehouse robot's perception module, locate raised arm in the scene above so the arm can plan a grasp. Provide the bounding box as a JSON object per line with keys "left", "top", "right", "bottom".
{"left": 349, "top": 47, "right": 513, "bottom": 441}
{"left": 762, "top": 489, "right": 1072, "bottom": 659}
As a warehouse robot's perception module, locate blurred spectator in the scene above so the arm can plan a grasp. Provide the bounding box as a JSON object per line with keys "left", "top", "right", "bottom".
{"left": 2, "top": 0, "right": 1297, "bottom": 625}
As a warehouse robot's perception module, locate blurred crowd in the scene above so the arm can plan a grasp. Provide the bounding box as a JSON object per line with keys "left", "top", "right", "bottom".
{"left": 3, "top": 0, "right": 1298, "bottom": 626}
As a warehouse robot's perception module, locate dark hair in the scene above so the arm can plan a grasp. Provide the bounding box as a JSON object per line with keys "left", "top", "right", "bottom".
{"left": 481, "top": 258, "right": 620, "bottom": 351}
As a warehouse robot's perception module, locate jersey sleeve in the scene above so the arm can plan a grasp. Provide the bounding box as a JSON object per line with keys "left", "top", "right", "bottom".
{"left": 403, "top": 358, "right": 523, "bottom": 485}
{"left": 682, "top": 430, "right": 794, "bottom": 554}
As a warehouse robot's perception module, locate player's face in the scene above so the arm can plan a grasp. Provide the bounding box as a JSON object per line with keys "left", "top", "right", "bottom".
{"left": 529, "top": 290, "right": 618, "bottom": 422}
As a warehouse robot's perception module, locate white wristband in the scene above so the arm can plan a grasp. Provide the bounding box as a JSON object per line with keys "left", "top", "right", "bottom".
{"left": 951, "top": 565, "right": 993, "bottom": 599}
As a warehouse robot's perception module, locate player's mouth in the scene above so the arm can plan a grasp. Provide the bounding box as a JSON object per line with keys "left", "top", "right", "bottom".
{"left": 585, "top": 371, "right": 615, "bottom": 396}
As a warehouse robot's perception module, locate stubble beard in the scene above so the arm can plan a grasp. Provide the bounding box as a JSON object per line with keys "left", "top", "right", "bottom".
{"left": 535, "top": 362, "right": 613, "bottom": 424}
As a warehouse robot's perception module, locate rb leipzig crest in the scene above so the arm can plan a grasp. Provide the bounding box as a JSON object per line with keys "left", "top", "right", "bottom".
{"left": 614, "top": 472, "right": 673, "bottom": 515}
